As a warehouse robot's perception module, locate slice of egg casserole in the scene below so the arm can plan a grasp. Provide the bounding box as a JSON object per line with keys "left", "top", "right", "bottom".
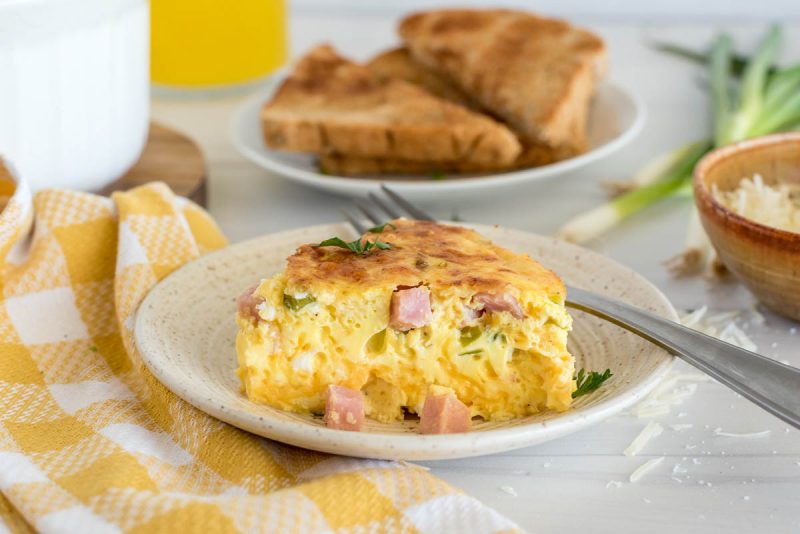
{"left": 236, "top": 220, "right": 574, "bottom": 431}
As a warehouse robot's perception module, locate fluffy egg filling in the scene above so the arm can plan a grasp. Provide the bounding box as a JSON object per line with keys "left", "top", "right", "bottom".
{"left": 236, "top": 220, "right": 575, "bottom": 423}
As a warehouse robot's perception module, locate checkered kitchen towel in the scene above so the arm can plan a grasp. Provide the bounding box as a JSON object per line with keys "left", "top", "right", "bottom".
{"left": 0, "top": 162, "right": 522, "bottom": 534}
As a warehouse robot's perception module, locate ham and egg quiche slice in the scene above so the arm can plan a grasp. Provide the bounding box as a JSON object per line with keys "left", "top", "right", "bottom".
{"left": 236, "top": 220, "right": 574, "bottom": 433}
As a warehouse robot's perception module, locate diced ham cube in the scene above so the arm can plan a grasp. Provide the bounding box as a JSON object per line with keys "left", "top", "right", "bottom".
{"left": 419, "top": 391, "right": 471, "bottom": 434}
{"left": 472, "top": 292, "right": 525, "bottom": 319}
{"left": 237, "top": 285, "right": 263, "bottom": 323}
{"left": 324, "top": 385, "right": 364, "bottom": 431}
{"left": 389, "top": 286, "right": 433, "bottom": 331}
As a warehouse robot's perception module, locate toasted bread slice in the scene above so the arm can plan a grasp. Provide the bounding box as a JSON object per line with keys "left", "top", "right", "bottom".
{"left": 399, "top": 9, "right": 606, "bottom": 150}
{"left": 319, "top": 142, "right": 580, "bottom": 177}
{"left": 261, "top": 45, "right": 521, "bottom": 165}
{"left": 363, "top": 46, "right": 583, "bottom": 174}
{"left": 367, "top": 47, "right": 482, "bottom": 112}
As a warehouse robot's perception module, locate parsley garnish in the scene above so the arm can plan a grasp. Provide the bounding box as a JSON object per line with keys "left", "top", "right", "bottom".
{"left": 572, "top": 368, "right": 613, "bottom": 398}
{"left": 315, "top": 223, "right": 395, "bottom": 256}
{"left": 366, "top": 222, "right": 396, "bottom": 233}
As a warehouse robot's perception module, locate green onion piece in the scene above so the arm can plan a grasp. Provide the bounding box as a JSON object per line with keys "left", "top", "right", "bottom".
{"left": 651, "top": 41, "right": 708, "bottom": 64}
{"left": 570, "top": 26, "right": 799, "bottom": 249}
{"left": 366, "top": 329, "right": 387, "bottom": 354}
{"left": 624, "top": 140, "right": 707, "bottom": 189}
{"left": 709, "top": 33, "right": 734, "bottom": 145}
{"left": 724, "top": 25, "right": 782, "bottom": 144}
{"left": 459, "top": 349, "right": 482, "bottom": 356}
{"left": 283, "top": 294, "right": 316, "bottom": 311}
{"left": 763, "top": 64, "right": 800, "bottom": 111}
{"left": 750, "top": 86, "right": 800, "bottom": 136}
{"left": 650, "top": 41, "right": 764, "bottom": 77}
{"left": 555, "top": 140, "right": 712, "bottom": 243}
{"left": 459, "top": 326, "right": 482, "bottom": 346}
{"left": 673, "top": 180, "right": 694, "bottom": 198}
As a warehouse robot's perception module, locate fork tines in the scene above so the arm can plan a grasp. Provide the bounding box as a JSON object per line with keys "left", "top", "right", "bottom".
{"left": 343, "top": 185, "right": 434, "bottom": 234}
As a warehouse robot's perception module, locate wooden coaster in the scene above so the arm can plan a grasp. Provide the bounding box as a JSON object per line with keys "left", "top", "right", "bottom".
{"left": 99, "top": 122, "right": 207, "bottom": 206}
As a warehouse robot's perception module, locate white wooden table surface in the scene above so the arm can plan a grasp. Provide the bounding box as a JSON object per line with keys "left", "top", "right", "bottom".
{"left": 152, "top": 13, "right": 800, "bottom": 533}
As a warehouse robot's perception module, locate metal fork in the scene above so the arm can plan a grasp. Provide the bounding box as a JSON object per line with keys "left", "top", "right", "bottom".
{"left": 345, "top": 185, "right": 800, "bottom": 429}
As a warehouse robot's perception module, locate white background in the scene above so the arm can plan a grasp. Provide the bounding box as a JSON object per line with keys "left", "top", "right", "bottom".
{"left": 152, "top": 3, "right": 800, "bottom": 532}
{"left": 293, "top": 0, "right": 800, "bottom": 22}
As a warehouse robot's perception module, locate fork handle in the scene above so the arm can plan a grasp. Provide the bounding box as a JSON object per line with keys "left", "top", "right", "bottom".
{"left": 566, "top": 287, "right": 800, "bottom": 429}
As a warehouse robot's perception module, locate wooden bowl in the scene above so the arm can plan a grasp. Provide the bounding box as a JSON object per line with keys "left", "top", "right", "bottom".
{"left": 694, "top": 133, "right": 800, "bottom": 321}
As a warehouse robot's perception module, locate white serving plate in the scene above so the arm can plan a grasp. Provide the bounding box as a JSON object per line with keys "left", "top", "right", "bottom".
{"left": 135, "top": 223, "right": 675, "bottom": 460}
{"left": 230, "top": 79, "right": 645, "bottom": 200}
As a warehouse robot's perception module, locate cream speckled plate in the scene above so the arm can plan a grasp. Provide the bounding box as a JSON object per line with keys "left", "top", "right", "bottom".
{"left": 135, "top": 223, "right": 676, "bottom": 460}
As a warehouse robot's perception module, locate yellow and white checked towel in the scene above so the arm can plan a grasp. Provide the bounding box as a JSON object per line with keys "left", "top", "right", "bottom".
{"left": 0, "top": 163, "right": 522, "bottom": 534}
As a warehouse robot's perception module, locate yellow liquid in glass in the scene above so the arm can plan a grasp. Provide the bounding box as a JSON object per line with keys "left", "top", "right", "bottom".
{"left": 151, "top": 0, "right": 287, "bottom": 87}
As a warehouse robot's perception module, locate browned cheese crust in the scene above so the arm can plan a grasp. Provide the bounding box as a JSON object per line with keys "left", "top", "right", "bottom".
{"left": 285, "top": 219, "right": 565, "bottom": 301}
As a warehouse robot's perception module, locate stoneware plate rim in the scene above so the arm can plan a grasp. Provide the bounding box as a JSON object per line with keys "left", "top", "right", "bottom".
{"left": 135, "top": 222, "right": 676, "bottom": 460}
{"left": 229, "top": 76, "right": 646, "bottom": 198}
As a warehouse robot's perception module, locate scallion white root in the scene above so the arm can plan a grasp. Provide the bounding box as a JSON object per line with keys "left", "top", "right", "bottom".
{"left": 711, "top": 254, "right": 729, "bottom": 276}
{"left": 555, "top": 204, "right": 620, "bottom": 243}
{"left": 602, "top": 180, "right": 638, "bottom": 198}
{"left": 664, "top": 207, "right": 714, "bottom": 276}
{"left": 556, "top": 142, "right": 710, "bottom": 244}
{"left": 602, "top": 141, "right": 706, "bottom": 198}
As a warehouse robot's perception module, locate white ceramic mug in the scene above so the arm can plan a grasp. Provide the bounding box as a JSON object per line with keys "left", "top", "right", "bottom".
{"left": 0, "top": 0, "right": 150, "bottom": 192}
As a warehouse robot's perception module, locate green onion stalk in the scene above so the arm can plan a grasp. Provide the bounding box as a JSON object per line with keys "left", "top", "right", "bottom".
{"left": 667, "top": 32, "right": 734, "bottom": 275}
{"left": 602, "top": 140, "right": 706, "bottom": 196}
{"left": 557, "top": 25, "right": 800, "bottom": 275}
{"left": 556, "top": 140, "right": 710, "bottom": 243}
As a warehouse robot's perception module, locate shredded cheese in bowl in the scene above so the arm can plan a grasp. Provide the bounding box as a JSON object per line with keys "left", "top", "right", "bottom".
{"left": 713, "top": 174, "right": 800, "bottom": 233}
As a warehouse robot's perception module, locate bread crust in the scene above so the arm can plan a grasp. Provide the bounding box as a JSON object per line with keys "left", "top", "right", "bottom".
{"left": 318, "top": 142, "right": 581, "bottom": 176}
{"left": 261, "top": 45, "right": 521, "bottom": 165}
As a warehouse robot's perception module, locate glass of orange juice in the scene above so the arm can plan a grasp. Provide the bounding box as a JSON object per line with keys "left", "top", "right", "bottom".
{"left": 151, "top": 0, "right": 288, "bottom": 90}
